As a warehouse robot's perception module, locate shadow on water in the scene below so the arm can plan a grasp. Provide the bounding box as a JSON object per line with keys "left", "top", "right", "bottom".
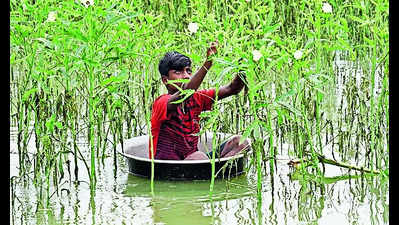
{"left": 123, "top": 174, "right": 256, "bottom": 225}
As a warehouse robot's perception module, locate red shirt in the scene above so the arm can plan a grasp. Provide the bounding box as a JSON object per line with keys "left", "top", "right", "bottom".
{"left": 149, "top": 89, "right": 216, "bottom": 159}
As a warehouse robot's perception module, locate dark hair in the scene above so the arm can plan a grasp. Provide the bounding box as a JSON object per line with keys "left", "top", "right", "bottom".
{"left": 158, "top": 51, "right": 191, "bottom": 77}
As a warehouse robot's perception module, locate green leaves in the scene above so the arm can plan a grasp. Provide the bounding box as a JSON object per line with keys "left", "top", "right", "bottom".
{"left": 101, "top": 72, "right": 129, "bottom": 87}
{"left": 167, "top": 79, "right": 194, "bottom": 104}
{"left": 34, "top": 38, "right": 55, "bottom": 50}
{"left": 105, "top": 11, "right": 139, "bottom": 26}
{"left": 262, "top": 23, "right": 281, "bottom": 38}
{"left": 22, "top": 88, "right": 38, "bottom": 102}
{"left": 171, "top": 89, "right": 195, "bottom": 104}
{"left": 240, "top": 119, "right": 261, "bottom": 145}
{"left": 9, "top": 0, "right": 389, "bottom": 200}
{"left": 45, "top": 114, "right": 63, "bottom": 134}
{"left": 64, "top": 28, "right": 89, "bottom": 43}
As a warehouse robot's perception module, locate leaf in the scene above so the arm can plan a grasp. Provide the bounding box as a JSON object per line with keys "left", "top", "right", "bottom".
{"left": 64, "top": 28, "right": 88, "bottom": 43}
{"left": 55, "top": 121, "right": 63, "bottom": 129}
{"left": 22, "top": 88, "right": 38, "bottom": 102}
{"left": 314, "top": 87, "right": 326, "bottom": 95}
{"left": 276, "top": 88, "right": 296, "bottom": 102}
{"left": 45, "top": 114, "right": 56, "bottom": 133}
{"left": 349, "top": 15, "right": 365, "bottom": 24}
{"left": 358, "top": 19, "right": 375, "bottom": 27}
{"left": 10, "top": 53, "right": 15, "bottom": 64}
{"left": 252, "top": 80, "right": 269, "bottom": 93}
{"left": 198, "top": 110, "right": 214, "bottom": 119}
{"left": 339, "top": 18, "right": 349, "bottom": 32}
{"left": 304, "top": 38, "right": 315, "bottom": 49}
{"left": 82, "top": 57, "right": 99, "bottom": 67}
{"left": 34, "top": 38, "right": 54, "bottom": 49}
{"left": 106, "top": 12, "right": 140, "bottom": 26}
{"left": 240, "top": 120, "right": 259, "bottom": 145}
{"left": 276, "top": 108, "right": 284, "bottom": 126}
{"left": 254, "top": 102, "right": 269, "bottom": 110}
{"left": 308, "top": 74, "right": 323, "bottom": 85}
{"left": 276, "top": 101, "right": 302, "bottom": 117}
{"left": 101, "top": 76, "right": 117, "bottom": 86}
{"left": 101, "top": 73, "right": 129, "bottom": 87}
{"left": 215, "top": 66, "right": 235, "bottom": 84}
{"left": 170, "top": 89, "right": 195, "bottom": 104}
{"left": 111, "top": 98, "right": 122, "bottom": 111}
{"left": 262, "top": 23, "right": 280, "bottom": 38}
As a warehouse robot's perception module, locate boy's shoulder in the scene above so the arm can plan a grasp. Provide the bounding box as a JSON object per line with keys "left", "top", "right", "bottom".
{"left": 153, "top": 94, "right": 171, "bottom": 106}
{"left": 154, "top": 93, "right": 170, "bottom": 101}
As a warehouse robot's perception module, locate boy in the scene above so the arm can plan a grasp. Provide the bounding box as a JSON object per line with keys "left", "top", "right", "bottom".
{"left": 150, "top": 42, "right": 251, "bottom": 160}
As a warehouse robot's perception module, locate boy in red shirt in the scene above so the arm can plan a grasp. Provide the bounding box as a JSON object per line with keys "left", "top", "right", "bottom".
{"left": 150, "top": 42, "right": 251, "bottom": 160}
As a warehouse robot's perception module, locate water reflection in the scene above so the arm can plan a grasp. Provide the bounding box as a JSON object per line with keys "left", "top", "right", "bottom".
{"left": 9, "top": 152, "right": 388, "bottom": 225}
{"left": 10, "top": 124, "right": 388, "bottom": 225}
{"left": 286, "top": 164, "right": 388, "bottom": 225}
{"left": 123, "top": 174, "right": 256, "bottom": 225}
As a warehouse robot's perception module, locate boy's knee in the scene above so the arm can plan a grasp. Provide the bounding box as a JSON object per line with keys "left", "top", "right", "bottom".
{"left": 185, "top": 151, "right": 209, "bottom": 160}
{"left": 230, "top": 135, "right": 250, "bottom": 146}
{"left": 220, "top": 135, "right": 251, "bottom": 158}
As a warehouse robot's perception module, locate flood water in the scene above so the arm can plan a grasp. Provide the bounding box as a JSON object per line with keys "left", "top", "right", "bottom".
{"left": 9, "top": 141, "right": 389, "bottom": 225}
{"left": 9, "top": 133, "right": 389, "bottom": 224}
{"left": 10, "top": 54, "right": 389, "bottom": 225}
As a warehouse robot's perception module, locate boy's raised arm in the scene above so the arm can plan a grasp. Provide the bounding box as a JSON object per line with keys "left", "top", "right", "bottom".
{"left": 182, "top": 42, "right": 217, "bottom": 90}
{"left": 167, "top": 42, "right": 218, "bottom": 111}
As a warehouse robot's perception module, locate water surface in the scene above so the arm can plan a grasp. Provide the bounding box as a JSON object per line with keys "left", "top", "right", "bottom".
{"left": 10, "top": 55, "right": 388, "bottom": 224}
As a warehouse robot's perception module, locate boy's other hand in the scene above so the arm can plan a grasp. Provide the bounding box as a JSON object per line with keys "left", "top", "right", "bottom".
{"left": 206, "top": 41, "right": 218, "bottom": 60}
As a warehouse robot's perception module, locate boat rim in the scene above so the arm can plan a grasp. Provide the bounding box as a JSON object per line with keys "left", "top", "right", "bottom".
{"left": 117, "top": 150, "right": 245, "bottom": 164}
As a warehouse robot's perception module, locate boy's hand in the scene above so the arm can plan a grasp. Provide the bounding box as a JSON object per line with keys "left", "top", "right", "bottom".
{"left": 206, "top": 41, "right": 218, "bottom": 60}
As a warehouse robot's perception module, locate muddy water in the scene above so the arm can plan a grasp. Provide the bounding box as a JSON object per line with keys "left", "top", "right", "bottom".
{"left": 10, "top": 135, "right": 388, "bottom": 225}
{"left": 9, "top": 54, "right": 388, "bottom": 224}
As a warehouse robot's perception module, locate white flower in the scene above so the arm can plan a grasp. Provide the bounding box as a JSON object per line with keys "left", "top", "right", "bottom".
{"left": 46, "top": 11, "right": 57, "bottom": 22}
{"left": 81, "top": 0, "right": 94, "bottom": 7}
{"left": 245, "top": 0, "right": 250, "bottom": 2}
{"left": 322, "top": 2, "right": 332, "bottom": 13}
{"left": 47, "top": 11, "right": 57, "bottom": 22}
{"left": 252, "top": 50, "right": 262, "bottom": 62}
{"left": 187, "top": 22, "right": 199, "bottom": 33}
{"left": 293, "top": 50, "right": 303, "bottom": 60}
{"left": 267, "top": 40, "right": 275, "bottom": 47}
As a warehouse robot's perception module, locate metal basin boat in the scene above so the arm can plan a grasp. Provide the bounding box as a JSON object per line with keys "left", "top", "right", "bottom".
{"left": 117, "top": 132, "right": 249, "bottom": 180}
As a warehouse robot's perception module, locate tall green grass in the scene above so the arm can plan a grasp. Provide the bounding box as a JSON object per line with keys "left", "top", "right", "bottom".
{"left": 10, "top": 0, "right": 388, "bottom": 211}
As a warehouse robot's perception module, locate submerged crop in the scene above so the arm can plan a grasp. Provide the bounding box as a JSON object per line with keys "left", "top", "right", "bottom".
{"left": 10, "top": 0, "right": 388, "bottom": 224}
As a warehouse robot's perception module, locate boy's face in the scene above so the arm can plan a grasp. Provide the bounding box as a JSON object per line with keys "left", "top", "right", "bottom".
{"left": 162, "top": 66, "right": 192, "bottom": 92}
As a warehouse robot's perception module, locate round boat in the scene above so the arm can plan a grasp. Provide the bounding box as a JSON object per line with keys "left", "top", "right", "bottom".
{"left": 117, "top": 132, "right": 250, "bottom": 180}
